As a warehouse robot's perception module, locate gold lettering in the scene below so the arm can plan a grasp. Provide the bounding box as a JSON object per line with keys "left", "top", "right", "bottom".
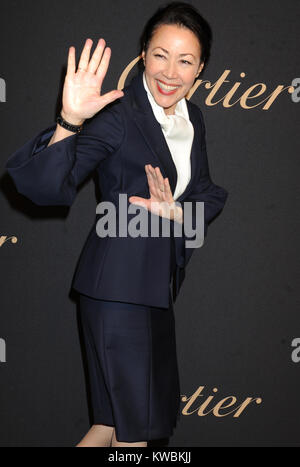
{"left": 0, "top": 236, "right": 7, "bottom": 247}
{"left": 181, "top": 386, "right": 262, "bottom": 418}
{"left": 223, "top": 83, "right": 245, "bottom": 107}
{"left": 204, "top": 70, "right": 231, "bottom": 106}
{"left": 261, "top": 86, "right": 294, "bottom": 110}
{"left": 117, "top": 56, "right": 141, "bottom": 90}
{"left": 0, "top": 236, "right": 18, "bottom": 247}
{"left": 239, "top": 83, "right": 267, "bottom": 108}
{"left": 118, "top": 58, "right": 294, "bottom": 110}
{"left": 233, "top": 397, "right": 262, "bottom": 417}
{"left": 181, "top": 385, "right": 205, "bottom": 415}
{"left": 186, "top": 79, "right": 211, "bottom": 100}
{"left": 212, "top": 396, "right": 237, "bottom": 416}
{"left": 197, "top": 387, "right": 219, "bottom": 416}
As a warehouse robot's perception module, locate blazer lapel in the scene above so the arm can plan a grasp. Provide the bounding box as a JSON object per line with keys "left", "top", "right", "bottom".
{"left": 128, "top": 70, "right": 201, "bottom": 200}
{"left": 176, "top": 103, "right": 200, "bottom": 203}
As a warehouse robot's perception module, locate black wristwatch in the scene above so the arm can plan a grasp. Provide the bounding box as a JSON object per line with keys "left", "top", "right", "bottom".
{"left": 56, "top": 114, "right": 83, "bottom": 133}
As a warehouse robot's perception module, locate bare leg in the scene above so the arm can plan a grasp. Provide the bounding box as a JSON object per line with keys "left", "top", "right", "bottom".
{"left": 111, "top": 427, "right": 147, "bottom": 447}
{"left": 76, "top": 424, "right": 114, "bottom": 447}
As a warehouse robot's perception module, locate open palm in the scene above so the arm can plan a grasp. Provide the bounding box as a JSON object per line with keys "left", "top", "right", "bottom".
{"left": 129, "top": 165, "right": 183, "bottom": 223}
{"left": 61, "top": 38, "right": 124, "bottom": 124}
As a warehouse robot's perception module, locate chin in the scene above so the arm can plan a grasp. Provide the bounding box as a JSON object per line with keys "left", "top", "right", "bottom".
{"left": 156, "top": 96, "right": 177, "bottom": 108}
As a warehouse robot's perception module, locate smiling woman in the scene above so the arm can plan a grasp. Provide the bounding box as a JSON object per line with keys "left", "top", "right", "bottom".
{"left": 140, "top": 5, "right": 212, "bottom": 115}
{"left": 142, "top": 26, "right": 203, "bottom": 113}
{"left": 5, "top": 0, "right": 228, "bottom": 448}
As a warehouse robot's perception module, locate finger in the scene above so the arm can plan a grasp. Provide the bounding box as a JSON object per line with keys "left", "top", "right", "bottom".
{"left": 146, "top": 165, "right": 159, "bottom": 198}
{"left": 164, "top": 177, "right": 173, "bottom": 201}
{"left": 145, "top": 165, "right": 156, "bottom": 191}
{"left": 151, "top": 166, "right": 165, "bottom": 201}
{"left": 96, "top": 46, "right": 111, "bottom": 81}
{"left": 88, "top": 37, "right": 106, "bottom": 74}
{"left": 149, "top": 165, "right": 163, "bottom": 199}
{"left": 67, "top": 46, "right": 76, "bottom": 75}
{"left": 148, "top": 174, "right": 159, "bottom": 199}
{"left": 129, "top": 196, "right": 149, "bottom": 209}
{"left": 148, "top": 164, "right": 158, "bottom": 184}
{"left": 154, "top": 166, "right": 165, "bottom": 192}
{"left": 95, "top": 89, "right": 124, "bottom": 109}
{"left": 77, "top": 38, "right": 93, "bottom": 71}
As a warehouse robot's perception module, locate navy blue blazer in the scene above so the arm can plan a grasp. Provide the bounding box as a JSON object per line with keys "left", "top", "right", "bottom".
{"left": 5, "top": 69, "right": 228, "bottom": 308}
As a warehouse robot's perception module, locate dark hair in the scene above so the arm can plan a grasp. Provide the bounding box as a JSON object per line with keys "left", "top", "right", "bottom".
{"left": 139, "top": 1, "right": 212, "bottom": 76}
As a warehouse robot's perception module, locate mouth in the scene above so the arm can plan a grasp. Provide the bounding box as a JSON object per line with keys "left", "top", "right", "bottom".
{"left": 156, "top": 79, "right": 181, "bottom": 95}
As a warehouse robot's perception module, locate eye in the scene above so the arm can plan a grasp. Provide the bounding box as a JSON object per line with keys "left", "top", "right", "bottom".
{"left": 154, "top": 54, "right": 192, "bottom": 65}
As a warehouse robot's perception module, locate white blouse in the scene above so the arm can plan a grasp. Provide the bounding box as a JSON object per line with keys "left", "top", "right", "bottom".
{"left": 142, "top": 71, "right": 194, "bottom": 200}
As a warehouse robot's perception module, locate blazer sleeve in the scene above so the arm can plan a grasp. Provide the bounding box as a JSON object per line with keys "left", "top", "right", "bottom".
{"left": 5, "top": 102, "right": 125, "bottom": 206}
{"left": 173, "top": 107, "right": 229, "bottom": 268}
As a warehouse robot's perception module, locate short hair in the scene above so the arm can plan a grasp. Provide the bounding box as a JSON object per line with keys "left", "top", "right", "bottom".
{"left": 139, "top": 1, "right": 213, "bottom": 75}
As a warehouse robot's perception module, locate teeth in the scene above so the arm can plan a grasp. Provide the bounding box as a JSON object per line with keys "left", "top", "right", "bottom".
{"left": 158, "top": 81, "right": 180, "bottom": 91}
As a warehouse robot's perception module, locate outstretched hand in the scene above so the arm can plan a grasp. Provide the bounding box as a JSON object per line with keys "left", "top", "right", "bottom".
{"left": 129, "top": 165, "right": 183, "bottom": 223}
{"left": 61, "top": 37, "right": 124, "bottom": 125}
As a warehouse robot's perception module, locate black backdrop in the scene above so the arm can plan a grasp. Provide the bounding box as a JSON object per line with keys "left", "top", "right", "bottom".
{"left": 1, "top": 0, "right": 299, "bottom": 447}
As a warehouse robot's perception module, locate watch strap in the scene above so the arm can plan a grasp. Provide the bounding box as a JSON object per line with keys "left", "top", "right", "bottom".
{"left": 56, "top": 114, "right": 83, "bottom": 133}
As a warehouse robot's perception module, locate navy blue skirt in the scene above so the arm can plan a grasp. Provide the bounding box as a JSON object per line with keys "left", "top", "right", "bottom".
{"left": 79, "top": 291, "right": 181, "bottom": 442}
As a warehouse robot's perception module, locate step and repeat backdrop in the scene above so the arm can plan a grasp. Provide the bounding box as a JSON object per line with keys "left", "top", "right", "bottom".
{"left": 0, "top": 0, "right": 299, "bottom": 447}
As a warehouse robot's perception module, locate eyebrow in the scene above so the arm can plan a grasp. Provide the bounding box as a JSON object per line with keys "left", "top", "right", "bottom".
{"left": 152, "top": 46, "right": 195, "bottom": 59}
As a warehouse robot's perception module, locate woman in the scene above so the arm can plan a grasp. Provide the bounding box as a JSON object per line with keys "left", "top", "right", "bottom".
{"left": 5, "top": 2, "right": 228, "bottom": 447}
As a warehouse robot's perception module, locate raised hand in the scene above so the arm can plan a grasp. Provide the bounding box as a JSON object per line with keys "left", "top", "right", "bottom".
{"left": 61, "top": 38, "right": 124, "bottom": 125}
{"left": 129, "top": 165, "right": 183, "bottom": 223}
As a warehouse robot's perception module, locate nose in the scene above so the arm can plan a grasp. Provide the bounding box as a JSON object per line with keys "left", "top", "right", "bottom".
{"left": 162, "top": 60, "right": 178, "bottom": 81}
